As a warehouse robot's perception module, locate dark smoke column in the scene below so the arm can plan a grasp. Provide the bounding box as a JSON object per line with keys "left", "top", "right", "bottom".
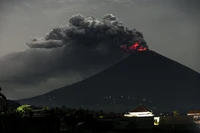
{"left": 26, "top": 14, "right": 148, "bottom": 53}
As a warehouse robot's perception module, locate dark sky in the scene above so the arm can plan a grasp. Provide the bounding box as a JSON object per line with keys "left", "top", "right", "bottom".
{"left": 0, "top": 0, "right": 199, "bottom": 100}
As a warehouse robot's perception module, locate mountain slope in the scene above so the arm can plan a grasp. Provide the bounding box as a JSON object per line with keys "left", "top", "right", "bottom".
{"left": 7, "top": 100, "right": 21, "bottom": 109}
{"left": 18, "top": 50, "right": 200, "bottom": 112}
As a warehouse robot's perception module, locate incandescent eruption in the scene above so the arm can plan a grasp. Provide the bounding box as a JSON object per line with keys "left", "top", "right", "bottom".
{"left": 27, "top": 14, "right": 148, "bottom": 53}
{"left": 120, "top": 42, "right": 148, "bottom": 52}
{"left": 0, "top": 14, "right": 149, "bottom": 98}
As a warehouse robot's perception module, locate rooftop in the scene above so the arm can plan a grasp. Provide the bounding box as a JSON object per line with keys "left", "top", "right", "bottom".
{"left": 130, "top": 105, "right": 151, "bottom": 112}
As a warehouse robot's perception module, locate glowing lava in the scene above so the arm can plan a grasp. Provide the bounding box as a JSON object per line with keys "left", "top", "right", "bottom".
{"left": 138, "top": 47, "right": 147, "bottom": 51}
{"left": 120, "top": 42, "right": 147, "bottom": 52}
{"left": 129, "top": 43, "right": 139, "bottom": 50}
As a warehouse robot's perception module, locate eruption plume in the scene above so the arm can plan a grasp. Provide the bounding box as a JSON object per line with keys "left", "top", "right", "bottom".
{"left": 27, "top": 14, "right": 148, "bottom": 53}
{"left": 0, "top": 14, "right": 149, "bottom": 99}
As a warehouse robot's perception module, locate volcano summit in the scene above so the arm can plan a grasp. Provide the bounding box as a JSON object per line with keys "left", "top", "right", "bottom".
{"left": 16, "top": 14, "right": 200, "bottom": 113}
{"left": 18, "top": 50, "right": 200, "bottom": 113}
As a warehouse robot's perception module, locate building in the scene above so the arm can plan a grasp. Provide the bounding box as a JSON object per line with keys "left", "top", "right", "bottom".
{"left": 187, "top": 110, "right": 200, "bottom": 116}
{"left": 187, "top": 110, "right": 200, "bottom": 124}
{"left": 124, "top": 105, "right": 154, "bottom": 117}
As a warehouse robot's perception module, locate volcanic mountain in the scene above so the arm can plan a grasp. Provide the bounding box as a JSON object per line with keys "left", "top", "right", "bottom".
{"left": 18, "top": 50, "right": 200, "bottom": 113}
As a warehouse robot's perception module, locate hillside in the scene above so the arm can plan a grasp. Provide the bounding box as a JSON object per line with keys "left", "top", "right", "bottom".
{"left": 7, "top": 100, "right": 21, "bottom": 109}
{"left": 18, "top": 50, "right": 200, "bottom": 112}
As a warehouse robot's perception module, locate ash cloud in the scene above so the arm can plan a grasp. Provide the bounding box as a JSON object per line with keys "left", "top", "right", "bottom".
{"left": 0, "top": 14, "right": 147, "bottom": 99}
{"left": 27, "top": 38, "right": 63, "bottom": 48}
{"left": 27, "top": 14, "right": 147, "bottom": 50}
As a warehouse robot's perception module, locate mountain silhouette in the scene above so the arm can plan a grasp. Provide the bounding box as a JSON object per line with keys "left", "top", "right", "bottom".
{"left": 7, "top": 100, "right": 21, "bottom": 109}
{"left": 18, "top": 50, "right": 200, "bottom": 113}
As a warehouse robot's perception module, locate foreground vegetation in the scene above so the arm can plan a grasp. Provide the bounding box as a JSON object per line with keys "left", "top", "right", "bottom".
{"left": 0, "top": 105, "right": 199, "bottom": 133}
{"left": 0, "top": 105, "right": 119, "bottom": 133}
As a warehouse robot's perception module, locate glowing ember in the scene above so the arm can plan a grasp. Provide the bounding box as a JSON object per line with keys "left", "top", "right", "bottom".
{"left": 129, "top": 43, "right": 139, "bottom": 50}
{"left": 138, "top": 47, "right": 147, "bottom": 51}
{"left": 120, "top": 42, "right": 148, "bottom": 52}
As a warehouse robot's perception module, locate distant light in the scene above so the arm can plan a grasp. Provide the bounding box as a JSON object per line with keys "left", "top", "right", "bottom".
{"left": 124, "top": 112, "right": 154, "bottom": 117}
{"left": 154, "top": 117, "right": 160, "bottom": 126}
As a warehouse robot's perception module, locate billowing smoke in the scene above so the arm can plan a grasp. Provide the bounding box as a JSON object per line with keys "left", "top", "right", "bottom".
{"left": 0, "top": 14, "right": 148, "bottom": 99}
{"left": 27, "top": 38, "right": 63, "bottom": 48}
{"left": 27, "top": 14, "right": 148, "bottom": 51}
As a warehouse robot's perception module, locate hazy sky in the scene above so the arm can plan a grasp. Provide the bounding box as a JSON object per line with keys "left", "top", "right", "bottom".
{"left": 0, "top": 0, "right": 199, "bottom": 100}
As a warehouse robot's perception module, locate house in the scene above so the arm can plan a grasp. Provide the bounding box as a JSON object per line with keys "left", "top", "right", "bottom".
{"left": 124, "top": 105, "right": 154, "bottom": 117}
{"left": 187, "top": 110, "right": 200, "bottom": 124}
{"left": 187, "top": 110, "right": 200, "bottom": 116}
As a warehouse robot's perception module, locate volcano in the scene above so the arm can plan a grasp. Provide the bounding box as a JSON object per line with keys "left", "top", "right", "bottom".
{"left": 18, "top": 50, "right": 200, "bottom": 113}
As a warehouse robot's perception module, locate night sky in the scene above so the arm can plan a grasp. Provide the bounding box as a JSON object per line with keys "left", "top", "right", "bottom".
{"left": 0, "top": 0, "right": 200, "bottom": 100}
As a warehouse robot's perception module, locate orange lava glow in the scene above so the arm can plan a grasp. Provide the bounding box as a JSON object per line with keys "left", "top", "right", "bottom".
{"left": 120, "top": 42, "right": 147, "bottom": 52}
{"left": 138, "top": 47, "right": 147, "bottom": 51}
{"left": 129, "top": 43, "right": 139, "bottom": 50}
